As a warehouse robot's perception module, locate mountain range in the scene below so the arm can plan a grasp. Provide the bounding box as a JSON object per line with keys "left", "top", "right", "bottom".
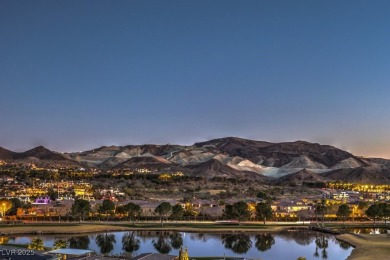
{"left": 1, "top": 137, "right": 390, "bottom": 184}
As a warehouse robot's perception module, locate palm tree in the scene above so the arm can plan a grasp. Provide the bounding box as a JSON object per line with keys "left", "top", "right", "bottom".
{"left": 95, "top": 233, "right": 116, "bottom": 254}
{"left": 124, "top": 203, "right": 142, "bottom": 226}
{"left": 255, "top": 233, "right": 275, "bottom": 252}
{"left": 221, "top": 234, "right": 252, "bottom": 254}
{"left": 154, "top": 202, "right": 172, "bottom": 226}
{"left": 153, "top": 234, "right": 171, "bottom": 254}
{"left": 122, "top": 232, "right": 140, "bottom": 254}
{"left": 169, "top": 232, "right": 183, "bottom": 249}
{"left": 68, "top": 236, "right": 90, "bottom": 249}
{"left": 53, "top": 239, "right": 67, "bottom": 249}
{"left": 28, "top": 238, "right": 45, "bottom": 251}
{"left": 315, "top": 199, "right": 327, "bottom": 225}
{"left": 315, "top": 235, "right": 329, "bottom": 259}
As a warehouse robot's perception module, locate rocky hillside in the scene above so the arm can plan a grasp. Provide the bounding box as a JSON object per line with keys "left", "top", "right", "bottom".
{"left": 0, "top": 145, "right": 79, "bottom": 167}
{"left": 0, "top": 147, "right": 16, "bottom": 159}
{"left": 320, "top": 166, "right": 390, "bottom": 184}
{"left": 195, "top": 137, "right": 365, "bottom": 168}
{"left": 1, "top": 137, "right": 389, "bottom": 183}
{"left": 273, "top": 169, "right": 330, "bottom": 185}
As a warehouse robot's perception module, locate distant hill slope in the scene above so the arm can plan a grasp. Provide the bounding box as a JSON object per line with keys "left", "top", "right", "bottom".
{"left": 115, "top": 156, "right": 171, "bottom": 170}
{"left": 1, "top": 146, "right": 79, "bottom": 167}
{"left": 320, "top": 166, "right": 390, "bottom": 184}
{"left": 14, "top": 146, "right": 68, "bottom": 161}
{"left": 273, "top": 169, "right": 330, "bottom": 185}
{"left": 185, "top": 158, "right": 267, "bottom": 181}
{"left": 195, "top": 137, "right": 364, "bottom": 168}
{"left": 1, "top": 137, "right": 389, "bottom": 184}
{"left": 0, "top": 147, "right": 16, "bottom": 159}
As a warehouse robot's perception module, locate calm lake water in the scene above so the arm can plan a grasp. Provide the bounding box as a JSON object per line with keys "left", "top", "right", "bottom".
{"left": 3, "top": 229, "right": 352, "bottom": 260}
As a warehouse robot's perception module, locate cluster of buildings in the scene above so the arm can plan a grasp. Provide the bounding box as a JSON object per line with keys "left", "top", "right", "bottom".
{"left": 1, "top": 161, "right": 390, "bottom": 221}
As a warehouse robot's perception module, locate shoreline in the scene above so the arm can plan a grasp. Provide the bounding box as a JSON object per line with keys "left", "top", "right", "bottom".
{"left": 336, "top": 233, "right": 390, "bottom": 260}
{"left": 0, "top": 222, "right": 295, "bottom": 235}
{"left": 2, "top": 223, "right": 390, "bottom": 260}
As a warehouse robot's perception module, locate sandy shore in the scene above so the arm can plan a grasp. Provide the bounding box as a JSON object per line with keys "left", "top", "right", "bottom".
{"left": 337, "top": 233, "right": 390, "bottom": 260}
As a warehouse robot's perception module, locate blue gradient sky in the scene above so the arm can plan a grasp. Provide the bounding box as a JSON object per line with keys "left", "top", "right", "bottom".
{"left": 1, "top": 1, "right": 390, "bottom": 157}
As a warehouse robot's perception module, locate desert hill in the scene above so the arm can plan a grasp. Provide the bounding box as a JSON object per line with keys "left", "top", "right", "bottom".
{"left": 1, "top": 137, "right": 389, "bottom": 183}
{"left": 320, "top": 166, "right": 390, "bottom": 184}
{"left": 0, "top": 146, "right": 16, "bottom": 159}
{"left": 273, "top": 169, "right": 330, "bottom": 185}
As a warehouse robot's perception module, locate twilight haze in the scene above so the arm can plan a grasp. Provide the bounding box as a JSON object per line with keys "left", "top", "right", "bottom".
{"left": 1, "top": 1, "right": 390, "bottom": 158}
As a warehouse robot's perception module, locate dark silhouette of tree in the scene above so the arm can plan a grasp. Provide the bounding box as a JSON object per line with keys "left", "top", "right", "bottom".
{"left": 124, "top": 203, "right": 142, "bottom": 226}
{"left": 47, "top": 188, "right": 58, "bottom": 201}
{"left": 255, "top": 233, "right": 275, "bottom": 252}
{"left": 221, "top": 234, "right": 252, "bottom": 254}
{"left": 171, "top": 204, "right": 184, "bottom": 220}
{"left": 155, "top": 202, "right": 172, "bottom": 226}
{"left": 68, "top": 236, "right": 90, "bottom": 249}
{"left": 122, "top": 232, "right": 140, "bottom": 253}
{"left": 8, "top": 198, "right": 22, "bottom": 216}
{"left": 315, "top": 199, "right": 327, "bottom": 225}
{"left": 53, "top": 239, "right": 67, "bottom": 249}
{"left": 28, "top": 238, "right": 44, "bottom": 251}
{"left": 256, "top": 191, "right": 270, "bottom": 200}
{"left": 153, "top": 233, "right": 171, "bottom": 254}
{"left": 338, "top": 241, "right": 351, "bottom": 250}
{"left": 71, "top": 199, "right": 91, "bottom": 221}
{"left": 278, "top": 229, "right": 315, "bottom": 246}
{"left": 95, "top": 233, "right": 116, "bottom": 254}
{"left": 314, "top": 246, "right": 319, "bottom": 258}
{"left": 189, "top": 233, "right": 208, "bottom": 242}
{"left": 378, "top": 203, "right": 390, "bottom": 225}
{"left": 315, "top": 235, "right": 328, "bottom": 259}
{"left": 255, "top": 202, "right": 273, "bottom": 224}
{"left": 169, "top": 232, "right": 183, "bottom": 249}
{"left": 366, "top": 204, "right": 381, "bottom": 225}
{"left": 100, "top": 199, "right": 115, "bottom": 221}
{"left": 337, "top": 204, "right": 351, "bottom": 224}
{"left": 223, "top": 201, "right": 251, "bottom": 222}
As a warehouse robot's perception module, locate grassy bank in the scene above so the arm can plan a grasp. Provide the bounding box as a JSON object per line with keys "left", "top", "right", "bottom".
{"left": 0, "top": 222, "right": 300, "bottom": 235}
{"left": 1, "top": 221, "right": 388, "bottom": 235}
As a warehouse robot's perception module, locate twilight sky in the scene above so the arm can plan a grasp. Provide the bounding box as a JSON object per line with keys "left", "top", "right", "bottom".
{"left": 1, "top": 0, "right": 390, "bottom": 158}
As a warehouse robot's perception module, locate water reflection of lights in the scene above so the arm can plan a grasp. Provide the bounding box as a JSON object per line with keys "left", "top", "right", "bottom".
{"left": 371, "top": 229, "right": 380, "bottom": 234}
{"left": 353, "top": 228, "right": 381, "bottom": 234}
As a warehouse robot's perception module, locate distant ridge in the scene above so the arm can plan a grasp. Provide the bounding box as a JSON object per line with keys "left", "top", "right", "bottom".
{"left": 0, "top": 145, "right": 79, "bottom": 167}
{"left": 195, "top": 137, "right": 364, "bottom": 168}
{"left": 115, "top": 155, "right": 171, "bottom": 170}
{"left": 14, "top": 146, "right": 67, "bottom": 161}
{"left": 273, "top": 169, "right": 329, "bottom": 185}
{"left": 1, "top": 137, "right": 389, "bottom": 183}
{"left": 321, "top": 166, "right": 390, "bottom": 184}
{"left": 0, "top": 146, "right": 16, "bottom": 159}
{"left": 185, "top": 158, "right": 266, "bottom": 181}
